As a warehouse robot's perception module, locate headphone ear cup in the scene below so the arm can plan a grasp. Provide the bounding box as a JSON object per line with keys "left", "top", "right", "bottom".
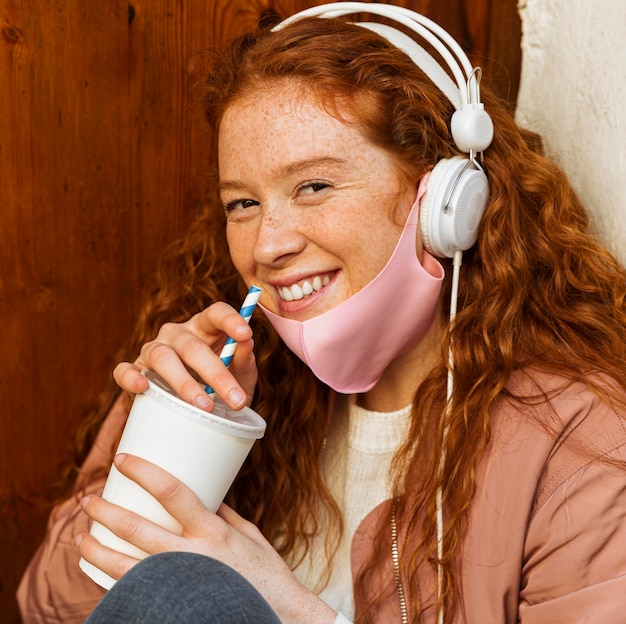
{"left": 419, "top": 156, "right": 489, "bottom": 258}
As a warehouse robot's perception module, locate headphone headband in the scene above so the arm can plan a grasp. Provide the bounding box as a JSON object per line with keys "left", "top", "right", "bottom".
{"left": 357, "top": 21, "right": 462, "bottom": 109}
{"left": 275, "top": 2, "right": 478, "bottom": 109}
{"left": 274, "top": 2, "right": 493, "bottom": 154}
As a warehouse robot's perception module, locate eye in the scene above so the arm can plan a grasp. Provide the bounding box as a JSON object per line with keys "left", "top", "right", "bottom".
{"left": 223, "top": 198, "right": 260, "bottom": 213}
{"left": 296, "top": 181, "right": 332, "bottom": 196}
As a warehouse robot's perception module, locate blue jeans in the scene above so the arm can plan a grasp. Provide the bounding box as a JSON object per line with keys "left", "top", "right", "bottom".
{"left": 84, "top": 552, "right": 282, "bottom": 623}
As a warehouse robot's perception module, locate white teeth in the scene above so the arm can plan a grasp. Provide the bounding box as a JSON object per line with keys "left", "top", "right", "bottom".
{"left": 278, "top": 274, "right": 331, "bottom": 301}
{"left": 280, "top": 287, "right": 294, "bottom": 301}
{"left": 291, "top": 284, "right": 304, "bottom": 300}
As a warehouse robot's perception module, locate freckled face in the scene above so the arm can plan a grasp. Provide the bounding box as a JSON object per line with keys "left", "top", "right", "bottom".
{"left": 218, "top": 84, "right": 418, "bottom": 320}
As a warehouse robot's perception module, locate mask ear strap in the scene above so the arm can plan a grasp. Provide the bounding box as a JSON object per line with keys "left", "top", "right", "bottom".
{"left": 416, "top": 171, "right": 432, "bottom": 203}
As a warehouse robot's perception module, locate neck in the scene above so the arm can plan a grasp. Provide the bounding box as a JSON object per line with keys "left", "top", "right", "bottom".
{"left": 357, "top": 313, "right": 443, "bottom": 412}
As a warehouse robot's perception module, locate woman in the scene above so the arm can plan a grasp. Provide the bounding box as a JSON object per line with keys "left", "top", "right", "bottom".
{"left": 18, "top": 4, "right": 626, "bottom": 623}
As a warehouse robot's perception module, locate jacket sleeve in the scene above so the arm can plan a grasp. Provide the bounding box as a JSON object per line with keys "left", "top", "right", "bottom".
{"left": 17, "top": 394, "right": 129, "bottom": 624}
{"left": 519, "top": 399, "right": 626, "bottom": 623}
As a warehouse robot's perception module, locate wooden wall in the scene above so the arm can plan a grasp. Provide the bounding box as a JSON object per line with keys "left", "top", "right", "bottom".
{"left": 0, "top": 1, "right": 520, "bottom": 621}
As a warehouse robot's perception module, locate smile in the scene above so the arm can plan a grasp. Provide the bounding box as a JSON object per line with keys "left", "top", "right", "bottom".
{"left": 277, "top": 274, "right": 332, "bottom": 302}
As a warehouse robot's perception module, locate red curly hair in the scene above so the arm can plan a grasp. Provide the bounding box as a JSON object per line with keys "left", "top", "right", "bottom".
{"left": 70, "top": 15, "right": 626, "bottom": 622}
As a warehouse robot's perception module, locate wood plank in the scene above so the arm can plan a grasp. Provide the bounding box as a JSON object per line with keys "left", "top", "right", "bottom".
{"left": 486, "top": 0, "right": 522, "bottom": 107}
{"left": 0, "top": 2, "right": 132, "bottom": 620}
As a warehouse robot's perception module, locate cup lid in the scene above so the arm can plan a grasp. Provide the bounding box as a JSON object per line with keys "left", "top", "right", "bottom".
{"left": 141, "top": 370, "right": 266, "bottom": 439}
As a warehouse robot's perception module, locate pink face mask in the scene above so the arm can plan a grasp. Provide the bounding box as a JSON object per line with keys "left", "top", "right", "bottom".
{"left": 259, "top": 178, "right": 444, "bottom": 394}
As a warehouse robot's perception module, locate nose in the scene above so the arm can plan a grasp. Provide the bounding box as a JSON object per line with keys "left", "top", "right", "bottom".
{"left": 252, "top": 202, "right": 307, "bottom": 266}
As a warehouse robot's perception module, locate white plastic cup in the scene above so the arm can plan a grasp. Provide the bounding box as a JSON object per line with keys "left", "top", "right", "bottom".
{"left": 79, "top": 369, "right": 266, "bottom": 590}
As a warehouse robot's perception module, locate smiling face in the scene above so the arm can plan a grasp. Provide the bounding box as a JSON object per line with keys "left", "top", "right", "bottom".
{"left": 218, "top": 82, "right": 419, "bottom": 321}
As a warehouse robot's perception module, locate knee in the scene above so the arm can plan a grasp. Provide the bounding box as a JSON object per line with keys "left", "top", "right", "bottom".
{"left": 86, "top": 553, "right": 281, "bottom": 624}
{"left": 124, "top": 552, "right": 249, "bottom": 598}
{"left": 132, "top": 552, "right": 224, "bottom": 583}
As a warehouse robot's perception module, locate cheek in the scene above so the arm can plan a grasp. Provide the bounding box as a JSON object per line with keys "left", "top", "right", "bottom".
{"left": 226, "top": 225, "right": 255, "bottom": 277}
{"left": 354, "top": 220, "right": 404, "bottom": 265}
{"left": 331, "top": 225, "right": 403, "bottom": 290}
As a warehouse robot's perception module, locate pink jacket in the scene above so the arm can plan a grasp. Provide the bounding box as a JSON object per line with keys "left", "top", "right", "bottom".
{"left": 18, "top": 371, "right": 626, "bottom": 623}
{"left": 352, "top": 371, "right": 626, "bottom": 622}
{"left": 16, "top": 397, "right": 125, "bottom": 623}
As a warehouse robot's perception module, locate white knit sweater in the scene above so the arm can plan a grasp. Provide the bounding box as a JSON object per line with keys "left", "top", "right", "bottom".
{"left": 291, "top": 398, "right": 411, "bottom": 619}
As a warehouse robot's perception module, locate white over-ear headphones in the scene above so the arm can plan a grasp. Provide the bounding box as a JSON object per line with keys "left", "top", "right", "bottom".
{"left": 275, "top": 2, "right": 493, "bottom": 259}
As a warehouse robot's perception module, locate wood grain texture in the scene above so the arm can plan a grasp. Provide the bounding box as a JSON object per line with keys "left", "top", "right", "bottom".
{"left": 0, "top": 1, "right": 519, "bottom": 620}
{"left": 1, "top": 3, "right": 131, "bottom": 622}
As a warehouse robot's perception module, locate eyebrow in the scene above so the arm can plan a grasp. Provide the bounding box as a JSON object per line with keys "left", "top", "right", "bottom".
{"left": 218, "top": 157, "right": 348, "bottom": 194}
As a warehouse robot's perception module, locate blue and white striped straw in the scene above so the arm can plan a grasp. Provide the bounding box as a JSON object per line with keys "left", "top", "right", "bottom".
{"left": 205, "top": 285, "right": 262, "bottom": 397}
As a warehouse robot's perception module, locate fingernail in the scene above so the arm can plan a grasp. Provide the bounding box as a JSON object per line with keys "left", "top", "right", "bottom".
{"left": 194, "top": 394, "right": 212, "bottom": 410}
{"left": 114, "top": 453, "right": 127, "bottom": 466}
{"left": 236, "top": 324, "right": 252, "bottom": 337}
{"left": 74, "top": 534, "right": 83, "bottom": 548}
{"left": 80, "top": 495, "right": 92, "bottom": 509}
{"left": 227, "top": 388, "right": 246, "bottom": 407}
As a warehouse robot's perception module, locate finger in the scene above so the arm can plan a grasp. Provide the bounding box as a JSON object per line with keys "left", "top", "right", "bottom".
{"left": 208, "top": 337, "right": 258, "bottom": 407}
{"left": 144, "top": 309, "right": 254, "bottom": 410}
{"left": 79, "top": 493, "right": 185, "bottom": 556}
{"left": 216, "top": 503, "right": 264, "bottom": 541}
{"left": 227, "top": 338, "right": 258, "bottom": 405}
{"left": 75, "top": 531, "right": 142, "bottom": 582}
{"left": 113, "top": 361, "right": 149, "bottom": 394}
{"left": 139, "top": 337, "right": 216, "bottom": 411}
{"left": 193, "top": 302, "right": 255, "bottom": 345}
{"left": 113, "top": 454, "right": 219, "bottom": 537}
{"left": 124, "top": 301, "right": 257, "bottom": 411}
{"left": 189, "top": 305, "right": 256, "bottom": 408}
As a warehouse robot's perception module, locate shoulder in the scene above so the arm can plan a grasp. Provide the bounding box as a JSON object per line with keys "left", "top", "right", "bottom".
{"left": 463, "top": 370, "right": 626, "bottom": 619}
{"left": 506, "top": 373, "right": 626, "bottom": 615}
{"left": 492, "top": 369, "right": 626, "bottom": 513}
{"left": 466, "top": 368, "right": 626, "bottom": 565}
